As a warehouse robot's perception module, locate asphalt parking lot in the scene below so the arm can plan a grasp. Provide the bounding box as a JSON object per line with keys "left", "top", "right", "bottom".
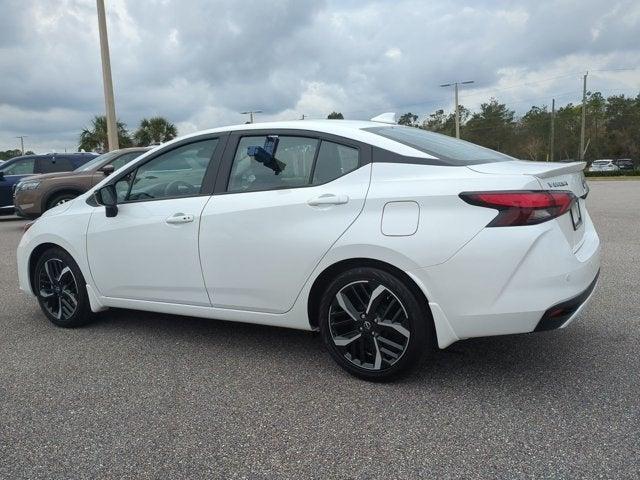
{"left": 0, "top": 180, "right": 638, "bottom": 479}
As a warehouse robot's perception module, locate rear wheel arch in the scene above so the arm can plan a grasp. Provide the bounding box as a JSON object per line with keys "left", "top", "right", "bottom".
{"left": 307, "top": 258, "right": 436, "bottom": 342}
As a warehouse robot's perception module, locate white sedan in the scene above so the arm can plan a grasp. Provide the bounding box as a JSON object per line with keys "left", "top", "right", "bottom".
{"left": 17, "top": 119, "right": 600, "bottom": 380}
{"left": 588, "top": 159, "right": 619, "bottom": 172}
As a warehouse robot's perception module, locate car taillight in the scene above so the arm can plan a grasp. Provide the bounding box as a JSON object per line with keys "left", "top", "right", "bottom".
{"left": 459, "top": 190, "right": 576, "bottom": 227}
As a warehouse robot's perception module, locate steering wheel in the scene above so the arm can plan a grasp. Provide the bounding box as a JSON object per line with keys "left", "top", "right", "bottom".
{"left": 164, "top": 180, "right": 196, "bottom": 197}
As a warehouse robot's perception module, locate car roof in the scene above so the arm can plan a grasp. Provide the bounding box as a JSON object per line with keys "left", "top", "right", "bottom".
{"left": 175, "top": 120, "right": 437, "bottom": 159}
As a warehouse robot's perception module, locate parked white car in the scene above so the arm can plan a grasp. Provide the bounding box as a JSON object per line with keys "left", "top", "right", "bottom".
{"left": 17, "top": 119, "right": 600, "bottom": 380}
{"left": 588, "top": 159, "right": 619, "bottom": 172}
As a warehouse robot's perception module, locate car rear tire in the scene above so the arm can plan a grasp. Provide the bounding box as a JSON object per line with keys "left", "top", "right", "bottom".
{"left": 34, "top": 247, "right": 94, "bottom": 328}
{"left": 46, "top": 192, "right": 78, "bottom": 211}
{"left": 318, "top": 267, "right": 432, "bottom": 381}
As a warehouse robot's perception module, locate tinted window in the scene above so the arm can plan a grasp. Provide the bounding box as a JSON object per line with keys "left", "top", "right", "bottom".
{"left": 110, "top": 151, "right": 143, "bottom": 171}
{"left": 364, "top": 126, "right": 515, "bottom": 165}
{"left": 312, "top": 141, "right": 359, "bottom": 185}
{"left": 75, "top": 151, "right": 120, "bottom": 172}
{"left": 228, "top": 136, "right": 318, "bottom": 193}
{"left": 115, "top": 139, "right": 217, "bottom": 202}
{"left": 36, "top": 157, "right": 73, "bottom": 173}
{"left": 1, "top": 158, "right": 35, "bottom": 175}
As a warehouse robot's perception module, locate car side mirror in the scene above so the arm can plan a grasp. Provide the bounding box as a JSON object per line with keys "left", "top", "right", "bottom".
{"left": 96, "top": 184, "right": 118, "bottom": 218}
{"left": 100, "top": 164, "right": 115, "bottom": 176}
{"left": 0, "top": 171, "right": 4, "bottom": 181}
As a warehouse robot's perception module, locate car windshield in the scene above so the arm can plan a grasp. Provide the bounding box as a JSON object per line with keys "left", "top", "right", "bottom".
{"left": 363, "top": 126, "right": 516, "bottom": 165}
{"left": 592, "top": 160, "right": 610, "bottom": 165}
{"left": 74, "top": 151, "right": 120, "bottom": 172}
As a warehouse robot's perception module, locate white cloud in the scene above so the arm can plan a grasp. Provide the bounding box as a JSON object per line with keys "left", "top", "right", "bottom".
{"left": 1, "top": 0, "right": 639, "bottom": 152}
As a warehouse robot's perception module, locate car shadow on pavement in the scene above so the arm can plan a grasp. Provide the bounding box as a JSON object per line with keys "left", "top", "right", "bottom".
{"left": 87, "top": 307, "right": 594, "bottom": 386}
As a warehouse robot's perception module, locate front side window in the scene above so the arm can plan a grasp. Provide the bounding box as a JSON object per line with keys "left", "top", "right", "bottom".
{"left": 114, "top": 139, "right": 218, "bottom": 202}
{"left": 1, "top": 158, "right": 35, "bottom": 175}
{"left": 228, "top": 136, "right": 319, "bottom": 193}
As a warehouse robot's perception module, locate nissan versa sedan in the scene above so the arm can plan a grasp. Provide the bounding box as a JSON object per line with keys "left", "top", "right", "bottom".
{"left": 17, "top": 119, "right": 600, "bottom": 380}
{"left": 14, "top": 147, "right": 150, "bottom": 219}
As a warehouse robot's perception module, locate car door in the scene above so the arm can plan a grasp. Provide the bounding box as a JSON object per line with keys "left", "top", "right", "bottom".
{"left": 199, "top": 130, "right": 372, "bottom": 313}
{"left": 86, "top": 136, "right": 225, "bottom": 306}
{"left": 0, "top": 157, "right": 36, "bottom": 209}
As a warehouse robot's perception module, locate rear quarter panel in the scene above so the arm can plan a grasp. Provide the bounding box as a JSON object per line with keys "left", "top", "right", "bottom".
{"left": 331, "top": 163, "right": 542, "bottom": 271}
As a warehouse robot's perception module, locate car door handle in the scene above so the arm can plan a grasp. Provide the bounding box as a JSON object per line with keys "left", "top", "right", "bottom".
{"left": 165, "top": 213, "right": 195, "bottom": 225}
{"left": 307, "top": 194, "right": 349, "bottom": 206}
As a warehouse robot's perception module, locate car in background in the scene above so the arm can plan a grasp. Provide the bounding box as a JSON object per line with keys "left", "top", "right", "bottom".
{"left": 588, "top": 159, "right": 619, "bottom": 173}
{"left": 0, "top": 153, "right": 97, "bottom": 216}
{"left": 613, "top": 158, "right": 635, "bottom": 171}
{"left": 14, "top": 147, "right": 150, "bottom": 219}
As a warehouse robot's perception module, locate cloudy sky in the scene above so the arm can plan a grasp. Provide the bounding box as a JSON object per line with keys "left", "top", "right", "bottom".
{"left": 1, "top": 0, "right": 639, "bottom": 153}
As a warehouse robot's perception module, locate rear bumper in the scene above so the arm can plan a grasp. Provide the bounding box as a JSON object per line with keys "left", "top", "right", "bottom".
{"left": 410, "top": 210, "right": 601, "bottom": 348}
{"left": 534, "top": 270, "right": 599, "bottom": 331}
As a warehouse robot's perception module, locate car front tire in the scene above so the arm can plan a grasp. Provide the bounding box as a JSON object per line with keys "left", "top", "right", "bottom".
{"left": 318, "top": 267, "right": 432, "bottom": 381}
{"left": 34, "top": 247, "right": 94, "bottom": 328}
{"left": 46, "top": 192, "right": 78, "bottom": 211}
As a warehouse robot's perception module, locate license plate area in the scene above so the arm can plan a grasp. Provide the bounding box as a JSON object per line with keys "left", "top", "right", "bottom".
{"left": 570, "top": 200, "right": 582, "bottom": 230}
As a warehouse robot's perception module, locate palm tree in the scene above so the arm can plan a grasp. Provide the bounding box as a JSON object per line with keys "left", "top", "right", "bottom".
{"left": 133, "top": 117, "right": 178, "bottom": 146}
{"left": 79, "top": 115, "right": 132, "bottom": 152}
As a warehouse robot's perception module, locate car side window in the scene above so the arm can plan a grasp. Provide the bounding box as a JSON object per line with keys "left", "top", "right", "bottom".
{"left": 36, "top": 157, "right": 73, "bottom": 173}
{"left": 114, "top": 139, "right": 218, "bottom": 202}
{"left": 2, "top": 158, "right": 35, "bottom": 175}
{"left": 110, "top": 152, "right": 142, "bottom": 171}
{"left": 311, "top": 141, "right": 359, "bottom": 185}
{"left": 227, "top": 136, "right": 319, "bottom": 193}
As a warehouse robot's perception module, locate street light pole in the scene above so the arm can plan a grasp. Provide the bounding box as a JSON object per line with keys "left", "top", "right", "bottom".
{"left": 550, "top": 98, "right": 555, "bottom": 162}
{"left": 96, "top": 0, "right": 119, "bottom": 151}
{"left": 579, "top": 71, "right": 588, "bottom": 161}
{"left": 241, "top": 110, "right": 263, "bottom": 124}
{"left": 15, "top": 136, "right": 27, "bottom": 155}
{"left": 440, "top": 80, "right": 474, "bottom": 138}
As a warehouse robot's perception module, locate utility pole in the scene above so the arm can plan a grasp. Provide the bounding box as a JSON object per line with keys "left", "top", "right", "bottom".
{"left": 241, "top": 110, "right": 262, "bottom": 124}
{"left": 96, "top": 0, "right": 119, "bottom": 151}
{"left": 440, "top": 80, "right": 474, "bottom": 138}
{"left": 579, "top": 71, "right": 588, "bottom": 161}
{"left": 550, "top": 98, "right": 555, "bottom": 162}
{"left": 15, "top": 136, "right": 27, "bottom": 155}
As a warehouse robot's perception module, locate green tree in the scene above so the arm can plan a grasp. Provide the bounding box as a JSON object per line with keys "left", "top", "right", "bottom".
{"left": 327, "top": 111, "right": 344, "bottom": 119}
{"left": 79, "top": 115, "right": 132, "bottom": 152}
{"left": 517, "top": 105, "right": 551, "bottom": 160}
{"left": 423, "top": 106, "right": 469, "bottom": 136}
{"left": 0, "top": 149, "right": 24, "bottom": 160}
{"left": 133, "top": 116, "right": 178, "bottom": 146}
{"left": 463, "top": 99, "right": 516, "bottom": 153}
{"left": 603, "top": 94, "right": 640, "bottom": 160}
{"left": 398, "top": 112, "right": 419, "bottom": 127}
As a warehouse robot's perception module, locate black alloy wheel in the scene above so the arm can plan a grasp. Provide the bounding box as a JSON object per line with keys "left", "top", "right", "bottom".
{"left": 319, "top": 267, "right": 432, "bottom": 381}
{"left": 35, "top": 248, "right": 94, "bottom": 327}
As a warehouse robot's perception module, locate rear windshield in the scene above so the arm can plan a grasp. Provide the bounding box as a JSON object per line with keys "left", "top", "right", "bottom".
{"left": 364, "top": 126, "right": 515, "bottom": 165}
